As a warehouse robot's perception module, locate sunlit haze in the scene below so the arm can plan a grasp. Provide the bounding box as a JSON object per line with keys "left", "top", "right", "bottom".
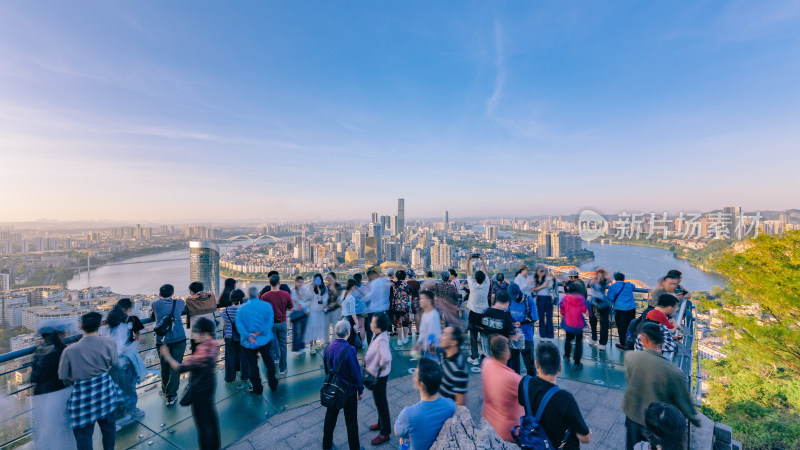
{"left": 2, "top": 1, "right": 800, "bottom": 222}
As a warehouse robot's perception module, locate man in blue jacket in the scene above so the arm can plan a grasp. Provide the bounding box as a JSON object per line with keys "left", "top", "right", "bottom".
{"left": 322, "top": 320, "right": 364, "bottom": 450}
{"left": 236, "top": 295, "right": 278, "bottom": 394}
{"left": 607, "top": 272, "right": 637, "bottom": 350}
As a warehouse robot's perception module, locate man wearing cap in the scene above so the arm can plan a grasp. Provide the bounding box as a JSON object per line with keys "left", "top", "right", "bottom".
{"left": 564, "top": 270, "right": 587, "bottom": 299}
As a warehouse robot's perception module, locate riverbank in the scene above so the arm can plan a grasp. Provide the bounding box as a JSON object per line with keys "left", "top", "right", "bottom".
{"left": 606, "top": 239, "right": 729, "bottom": 276}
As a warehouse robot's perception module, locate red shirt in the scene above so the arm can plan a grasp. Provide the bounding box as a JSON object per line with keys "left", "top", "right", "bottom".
{"left": 646, "top": 309, "right": 675, "bottom": 330}
{"left": 261, "top": 290, "right": 293, "bottom": 323}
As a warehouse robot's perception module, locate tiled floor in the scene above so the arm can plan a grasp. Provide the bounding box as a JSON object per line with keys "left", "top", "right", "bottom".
{"left": 102, "top": 334, "right": 631, "bottom": 449}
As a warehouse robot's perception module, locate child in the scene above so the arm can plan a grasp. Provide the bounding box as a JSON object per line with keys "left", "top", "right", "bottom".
{"left": 560, "top": 283, "right": 590, "bottom": 369}
{"left": 413, "top": 290, "right": 441, "bottom": 358}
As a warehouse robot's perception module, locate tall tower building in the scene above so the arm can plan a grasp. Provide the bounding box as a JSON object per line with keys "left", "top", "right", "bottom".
{"left": 368, "top": 223, "right": 384, "bottom": 263}
{"left": 189, "top": 241, "right": 220, "bottom": 295}
{"left": 443, "top": 211, "right": 449, "bottom": 232}
{"left": 397, "top": 198, "right": 405, "bottom": 235}
{"left": 537, "top": 233, "right": 552, "bottom": 258}
{"left": 352, "top": 230, "right": 365, "bottom": 258}
{"left": 371, "top": 212, "right": 379, "bottom": 223}
{"left": 722, "top": 206, "right": 742, "bottom": 239}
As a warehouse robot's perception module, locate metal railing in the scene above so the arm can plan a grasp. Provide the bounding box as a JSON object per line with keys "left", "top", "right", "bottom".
{"left": 0, "top": 283, "right": 700, "bottom": 449}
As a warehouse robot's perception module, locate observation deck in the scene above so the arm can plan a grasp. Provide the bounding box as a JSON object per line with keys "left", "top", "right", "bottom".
{"left": 0, "top": 285, "right": 728, "bottom": 449}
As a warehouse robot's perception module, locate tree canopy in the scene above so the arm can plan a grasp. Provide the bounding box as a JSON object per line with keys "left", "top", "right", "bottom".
{"left": 702, "top": 231, "right": 800, "bottom": 449}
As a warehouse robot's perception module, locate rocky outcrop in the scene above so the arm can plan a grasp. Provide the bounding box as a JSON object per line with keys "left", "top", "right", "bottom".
{"left": 430, "top": 406, "right": 518, "bottom": 450}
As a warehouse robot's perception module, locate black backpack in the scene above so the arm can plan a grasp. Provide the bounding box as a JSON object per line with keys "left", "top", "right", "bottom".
{"left": 154, "top": 299, "right": 177, "bottom": 337}
{"left": 511, "top": 375, "right": 569, "bottom": 449}
{"left": 320, "top": 349, "right": 350, "bottom": 409}
{"left": 625, "top": 306, "right": 654, "bottom": 350}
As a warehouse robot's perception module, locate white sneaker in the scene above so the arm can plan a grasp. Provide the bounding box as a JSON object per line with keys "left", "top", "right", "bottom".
{"left": 279, "top": 369, "right": 288, "bottom": 375}
{"left": 467, "top": 357, "right": 480, "bottom": 365}
{"left": 590, "top": 340, "right": 598, "bottom": 347}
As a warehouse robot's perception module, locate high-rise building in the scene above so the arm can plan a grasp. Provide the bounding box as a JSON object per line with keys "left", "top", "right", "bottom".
{"left": 443, "top": 211, "right": 449, "bottom": 231}
{"left": 485, "top": 225, "right": 498, "bottom": 240}
{"left": 430, "top": 243, "right": 452, "bottom": 271}
{"left": 551, "top": 232, "right": 582, "bottom": 258}
{"left": 411, "top": 248, "right": 425, "bottom": 270}
{"left": 365, "top": 236, "right": 379, "bottom": 266}
{"left": 389, "top": 215, "right": 398, "bottom": 236}
{"left": 189, "top": 241, "right": 220, "bottom": 295}
{"left": 136, "top": 224, "right": 143, "bottom": 240}
{"left": 368, "top": 222, "right": 384, "bottom": 262}
{"left": 397, "top": 198, "right": 405, "bottom": 235}
{"left": 0, "top": 273, "right": 9, "bottom": 291}
{"left": 721, "top": 206, "right": 742, "bottom": 239}
{"left": 537, "top": 233, "right": 552, "bottom": 258}
{"left": 371, "top": 212, "right": 379, "bottom": 223}
{"left": 352, "top": 230, "right": 364, "bottom": 258}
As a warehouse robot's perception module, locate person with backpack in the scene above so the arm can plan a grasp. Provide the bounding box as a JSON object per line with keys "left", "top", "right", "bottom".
{"left": 606, "top": 272, "right": 637, "bottom": 350}
{"left": 150, "top": 284, "right": 186, "bottom": 406}
{"left": 587, "top": 268, "right": 612, "bottom": 350}
{"left": 515, "top": 342, "right": 591, "bottom": 449}
{"left": 322, "top": 320, "right": 364, "bottom": 450}
{"left": 507, "top": 283, "right": 536, "bottom": 376}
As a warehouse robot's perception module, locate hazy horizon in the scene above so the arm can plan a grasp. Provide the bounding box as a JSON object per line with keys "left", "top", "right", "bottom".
{"left": 3, "top": 1, "right": 800, "bottom": 222}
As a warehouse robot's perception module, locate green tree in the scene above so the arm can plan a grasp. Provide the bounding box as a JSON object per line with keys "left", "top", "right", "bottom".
{"left": 702, "top": 231, "right": 800, "bottom": 449}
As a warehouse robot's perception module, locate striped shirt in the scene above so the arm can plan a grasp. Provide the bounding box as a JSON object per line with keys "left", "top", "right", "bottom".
{"left": 439, "top": 351, "right": 468, "bottom": 399}
{"left": 222, "top": 305, "right": 238, "bottom": 339}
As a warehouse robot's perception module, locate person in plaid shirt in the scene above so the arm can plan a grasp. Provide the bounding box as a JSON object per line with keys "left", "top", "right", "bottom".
{"left": 160, "top": 317, "right": 220, "bottom": 450}
{"left": 58, "top": 312, "right": 121, "bottom": 450}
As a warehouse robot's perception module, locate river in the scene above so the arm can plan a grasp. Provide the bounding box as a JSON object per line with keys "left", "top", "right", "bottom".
{"left": 68, "top": 242, "right": 725, "bottom": 296}
{"left": 578, "top": 242, "right": 725, "bottom": 291}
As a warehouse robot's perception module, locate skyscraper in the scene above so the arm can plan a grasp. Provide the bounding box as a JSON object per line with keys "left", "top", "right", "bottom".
{"left": 352, "top": 230, "right": 364, "bottom": 258}
{"left": 485, "top": 225, "right": 498, "bottom": 240}
{"left": 397, "top": 198, "right": 405, "bottom": 235}
{"left": 443, "top": 210, "right": 449, "bottom": 232}
{"left": 371, "top": 212, "right": 379, "bottom": 223}
{"left": 722, "top": 206, "right": 742, "bottom": 239}
{"left": 368, "top": 222, "right": 383, "bottom": 263}
{"left": 430, "top": 243, "right": 452, "bottom": 271}
{"left": 537, "top": 233, "right": 552, "bottom": 258}
{"left": 189, "top": 241, "right": 220, "bottom": 295}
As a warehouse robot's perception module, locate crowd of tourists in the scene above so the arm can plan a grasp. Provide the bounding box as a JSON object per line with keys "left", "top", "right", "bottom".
{"left": 27, "top": 262, "right": 698, "bottom": 450}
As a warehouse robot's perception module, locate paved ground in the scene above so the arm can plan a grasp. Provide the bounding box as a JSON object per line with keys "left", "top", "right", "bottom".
{"left": 227, "top": 372, "right": 629, "bottom": 450}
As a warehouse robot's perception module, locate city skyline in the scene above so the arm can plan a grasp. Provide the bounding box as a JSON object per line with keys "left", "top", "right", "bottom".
{"left": 3, "top": 2, "right": 800, "bottom": 221}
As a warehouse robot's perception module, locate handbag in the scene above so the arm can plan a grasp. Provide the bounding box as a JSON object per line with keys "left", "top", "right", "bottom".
{"left": 362, "top": 367, "right": 378, "bottom": 391}
{"left": 154, "top": 299, "right": 177, "bottom": 337}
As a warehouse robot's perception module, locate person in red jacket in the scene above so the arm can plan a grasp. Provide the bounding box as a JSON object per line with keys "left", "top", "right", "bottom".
{"left": 559, "top": 284, "right": 591, "bottom": 369}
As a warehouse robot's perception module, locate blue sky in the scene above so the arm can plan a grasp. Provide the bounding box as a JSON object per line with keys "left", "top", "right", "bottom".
{"left": 2, "top": 1, "right": 799, "bottom": 222}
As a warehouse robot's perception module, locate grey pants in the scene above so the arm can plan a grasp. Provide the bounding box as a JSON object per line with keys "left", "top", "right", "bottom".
{"left": 271, "top": 322, "right": 288, "bottom": 372}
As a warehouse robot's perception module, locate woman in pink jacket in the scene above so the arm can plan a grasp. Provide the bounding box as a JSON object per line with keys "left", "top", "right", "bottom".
{"left": 560, "top": 284, "right": 591, "bottom": 369}
{"left": 365, "top": 312, "right": 393, "bottom": 446}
